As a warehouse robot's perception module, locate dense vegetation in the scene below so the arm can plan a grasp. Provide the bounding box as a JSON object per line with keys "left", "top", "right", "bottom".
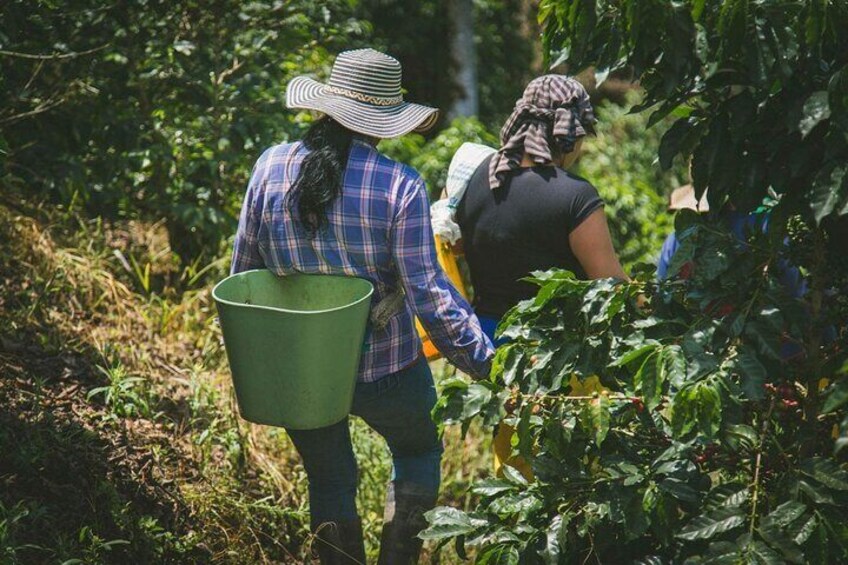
{"left": 1, "top": 0, "right": 370, "bottom": 261}
{"left": 1, "top": 0, "right": 672, "bottom": 271}
{"left": 0, "top": 2, "right": 670, "bottom": 563}
{"left": 11, "top": 0, "right": 843, "bottom": 563}
{"left": 426, "top": 1, "right": 848, "bottom": 563}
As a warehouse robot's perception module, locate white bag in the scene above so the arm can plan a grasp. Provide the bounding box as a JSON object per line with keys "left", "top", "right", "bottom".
{"left": 430, "top": 142, "right": 496, "bottom": 245}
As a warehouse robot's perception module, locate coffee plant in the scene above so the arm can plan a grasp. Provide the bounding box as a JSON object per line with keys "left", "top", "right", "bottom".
{"left": 424, "top": 1, "right": 848, "bottom": 563}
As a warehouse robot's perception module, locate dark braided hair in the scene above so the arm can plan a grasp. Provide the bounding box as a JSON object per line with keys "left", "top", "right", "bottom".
{"left": 290, "top": 117, "right": 355, "bottom": 235}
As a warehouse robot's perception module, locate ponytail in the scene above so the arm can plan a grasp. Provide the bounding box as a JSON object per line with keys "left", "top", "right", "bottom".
{"left": 290, "top": 117, "right": 355, "bottom": 235}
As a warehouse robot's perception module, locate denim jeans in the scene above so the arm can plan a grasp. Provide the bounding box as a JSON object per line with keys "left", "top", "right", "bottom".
{"left": 286, "top": 356, "right": 443, "bottom": 526}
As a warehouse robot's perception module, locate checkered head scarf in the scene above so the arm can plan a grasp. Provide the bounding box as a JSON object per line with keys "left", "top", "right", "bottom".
{"left": 489, "top": 75, "right": 596, "bottom": 190}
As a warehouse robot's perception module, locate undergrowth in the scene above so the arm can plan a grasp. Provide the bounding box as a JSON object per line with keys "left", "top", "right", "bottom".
{"left": 0, "top": 200, "right": 491, "bottom": 563}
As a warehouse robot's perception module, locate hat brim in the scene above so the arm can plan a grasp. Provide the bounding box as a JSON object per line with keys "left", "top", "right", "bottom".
{"left": 286, "top": 76, "right": 439, "bottom": 138}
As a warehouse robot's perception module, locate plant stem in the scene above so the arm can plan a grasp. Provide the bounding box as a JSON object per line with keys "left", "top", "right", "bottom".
{"left": 749, "top": 395, "right": 776, "bottom": 536}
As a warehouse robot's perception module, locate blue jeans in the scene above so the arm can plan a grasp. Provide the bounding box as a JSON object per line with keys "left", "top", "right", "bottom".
{"left": 286, "top": 357, "right": 443, "bottom": 526}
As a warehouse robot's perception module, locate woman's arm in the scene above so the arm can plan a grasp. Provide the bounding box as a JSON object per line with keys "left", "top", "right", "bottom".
{"left": 391, "top": 176, "right": 494, "bottom": 379}
{"left": 569, "top": 208, "right": 628, "bottom": 280}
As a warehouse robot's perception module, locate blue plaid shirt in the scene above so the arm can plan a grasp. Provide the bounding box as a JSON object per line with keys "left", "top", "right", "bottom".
{"left": 231, "top": 140, "right": 494, "bottom": 382}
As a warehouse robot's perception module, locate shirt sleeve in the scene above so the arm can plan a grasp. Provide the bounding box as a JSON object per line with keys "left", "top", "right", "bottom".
{"left": 567, "top": 180, "right": 604, "bottom": 232}
{"left": 231, "top": 156, "right": 267, "bottom": 275}
{"left": 391, "top": 175, "right": 494, "bottom": 378}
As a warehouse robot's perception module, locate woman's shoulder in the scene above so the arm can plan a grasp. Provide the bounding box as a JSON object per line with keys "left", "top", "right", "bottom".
{"left": 517, "top": 167, "right": 604, "bottom": 217}
{"left": 515, "top": 164, "right": 597, "bottom": 194}
{"left": 253, "top": 141, "right": 302, "bottom": 166}
{"left": 357, "top": 141, "right": 424, "bottom": 186}
{"left": 558, "top": 169, "right": 603, "bottom": 204}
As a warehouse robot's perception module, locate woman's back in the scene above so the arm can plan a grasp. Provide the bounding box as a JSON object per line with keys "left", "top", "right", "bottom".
{"left": 233, "top": 135, "right": 492, "bottom": 382}
{"left": 241, "top": 140, "right": 401, "bottom": 281}
{"left": 456, "top": 155, "right": 603, "bottom": 317}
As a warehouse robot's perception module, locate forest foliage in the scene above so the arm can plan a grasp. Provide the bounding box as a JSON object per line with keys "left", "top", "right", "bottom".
{"left": 1, "top": 0, "right": 674, "bottom": 271}
{"left": 425, "top": 1, "right": 848, "bottom": 563}
{"left": 1, "top": 0, "right": 367, "bottom": 260}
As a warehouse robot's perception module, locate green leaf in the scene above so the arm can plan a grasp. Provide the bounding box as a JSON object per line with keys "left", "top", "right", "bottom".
{"left": 704, "top": 483, "right": 749, "bottom": 511}
{"left": 733, "top": 352, "right": 767, "bottom": 401}
{"left": 795, "top": 479, "right": 835, "bottom": 506}
{"left": 745, "top": 539, "right": 784, "bottom": 564}
{"left": 677, "top": 507, "right": 746, "bottom": 541}
{"left": 472, "top": 479, "right": 515, "bottom": 497}
{"left": 477, "top": 543, "right": 520, "bottom": 565}
{"left": 724, "top": 424, "right": 758, "bottom": 453}
{"left": 702, "top": 541, "right": 743, "bottom": 563}
{"left": 829, "top": 67, "right": 848, "bottom": 130}
{"left": 672, "top": 379, "right": 723, "bottom": 438}
{"left": 638, "top": 350, "right": 666, "bottom": 410}
{"left": 791, "top": 513, "right": 817, "bottom": 546}
{"left": 172, "top": 40, "right": 197, "bottom": 56}
{"left": 659, "top": 478, "right": 701, "bottom": 504}
{"left": 611, "top": 341, "right": 659, "bottom": 368}
{"left": 799, "top": 457, "right": 848, "bottom": 491}
{"left": 462, "top": 383, "right": 494, "bottom": 420}
{"left": 804, "top": 519, "right": 831, "bottom": 564}
{"left": 810, "top": 163, "right": 848, "bottom": 225}
{"left": 516, "top": 402, "right": 535, "bottom": 459}
{"left": 798, "top": 91, "right": 831, "bottom": 137}
{"left": 541, "top": 514, "right": 564, "bottom": 565}
{"left": 633, "top": 557, "right": 664, "bottom": 565}
{"left": 762, "top": 500, "right": 806, "bottom": 529}
{"left": 821, "top": 379, "right": 848, "bottom": 413}
{"left": 419, "top": 507, "right": 487, "bottom": 540}
{"left": 501, "top": 463, "right": 529, "bottom": 487}
{"left": 588, "top": 394, "right": 611, "bottom": 447}
{"left": 691, "top": 0, "right": 706, "bottom": 22}
{"left": 658, "top": 117, "right": 693, "bottom": 170}
{"left": 501, "top": 345, "right": 526, "bottom": 386}
{"left": 489, "top": 491, "right": 542, "bottom": 520}
{"left": 664, "top": 345, "right": 688, "bottom": 388}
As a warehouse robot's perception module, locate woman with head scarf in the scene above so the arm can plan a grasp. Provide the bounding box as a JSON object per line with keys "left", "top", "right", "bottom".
{"left": 232, "top": 49, "right": 494, "bottom": 564}
{"left": 455, "top": 75, "right": 627, "bottom": 340}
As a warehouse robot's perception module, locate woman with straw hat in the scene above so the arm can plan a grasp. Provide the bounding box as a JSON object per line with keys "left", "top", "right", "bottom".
{"left": 231, "top": 49, "right": 494, "bottom": 564}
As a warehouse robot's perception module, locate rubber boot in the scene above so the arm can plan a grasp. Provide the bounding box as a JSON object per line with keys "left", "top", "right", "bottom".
{"left": 377, "top": 482, "right": 438, "bottom": 565}
{"left": 312, "top": 519, "right": 366, "bottom": 564}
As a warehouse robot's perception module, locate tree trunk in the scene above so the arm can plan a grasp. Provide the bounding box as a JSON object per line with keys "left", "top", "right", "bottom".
{"left": 448, "top": 0, "right": 478, "bottom": 118}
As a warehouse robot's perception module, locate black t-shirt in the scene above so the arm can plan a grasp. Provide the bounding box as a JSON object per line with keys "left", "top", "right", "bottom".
{"left": 455, "top": 155, "right": 604, "bottom": 317}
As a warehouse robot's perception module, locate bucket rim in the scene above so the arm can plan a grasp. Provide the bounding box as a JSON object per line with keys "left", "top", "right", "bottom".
{"left": 212, "top": 269, "right": 374, "bottom": 316}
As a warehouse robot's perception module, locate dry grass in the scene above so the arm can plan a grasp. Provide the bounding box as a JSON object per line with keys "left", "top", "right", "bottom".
{"left": 0, "top": 203, "right": 490, "bottom": 564}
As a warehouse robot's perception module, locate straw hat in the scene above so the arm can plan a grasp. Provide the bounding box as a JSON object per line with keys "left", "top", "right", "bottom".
{"left": 286, "top": 49, "right": 439, "bottom": 139}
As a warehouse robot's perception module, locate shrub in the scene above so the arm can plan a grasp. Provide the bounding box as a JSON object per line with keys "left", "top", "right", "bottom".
{"left": 0, "top": 0, "right": 363, "bottom": 262}
{"left": 425, "top": 1, "right": 848, "bottom": 563}
{"left": 380, "top": 116, "right": 499, "bottom": 199}
{"left": 579, "top": 100, "right": 681, "bottom": 269}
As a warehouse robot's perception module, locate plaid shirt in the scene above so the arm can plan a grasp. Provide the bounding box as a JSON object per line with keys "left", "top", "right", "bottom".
{"left": 231, "top": 140, "right": 494, "bottom": 382}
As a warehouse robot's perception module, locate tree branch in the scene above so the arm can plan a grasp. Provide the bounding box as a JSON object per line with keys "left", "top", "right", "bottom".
{"left": 0, "top": 44, "right": 109, "bottom": 61}
{"left": 749, "top": 396, "right": 776, "bottom": 536}
{"left": 0, "top": 96, "right": 68, "bottom": 125}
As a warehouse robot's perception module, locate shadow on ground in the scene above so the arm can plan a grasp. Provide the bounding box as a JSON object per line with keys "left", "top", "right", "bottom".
{"left": 0, "top": 339, "right": 212, "bottom": 564}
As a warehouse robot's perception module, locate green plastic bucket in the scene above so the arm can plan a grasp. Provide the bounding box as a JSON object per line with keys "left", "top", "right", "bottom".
{"left": 212, "top": 269, "right": 374, "bottom": 429}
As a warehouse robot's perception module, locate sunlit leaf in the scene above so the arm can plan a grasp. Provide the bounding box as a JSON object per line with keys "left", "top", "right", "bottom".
{"left": 798, "top": 91, "right": 831, "bottom": 137}
{"left": 677, "top": 507, "right": 746, "bottom": 540}
{"left": 420, "top": 507, "right": 487, "bottom": 540}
